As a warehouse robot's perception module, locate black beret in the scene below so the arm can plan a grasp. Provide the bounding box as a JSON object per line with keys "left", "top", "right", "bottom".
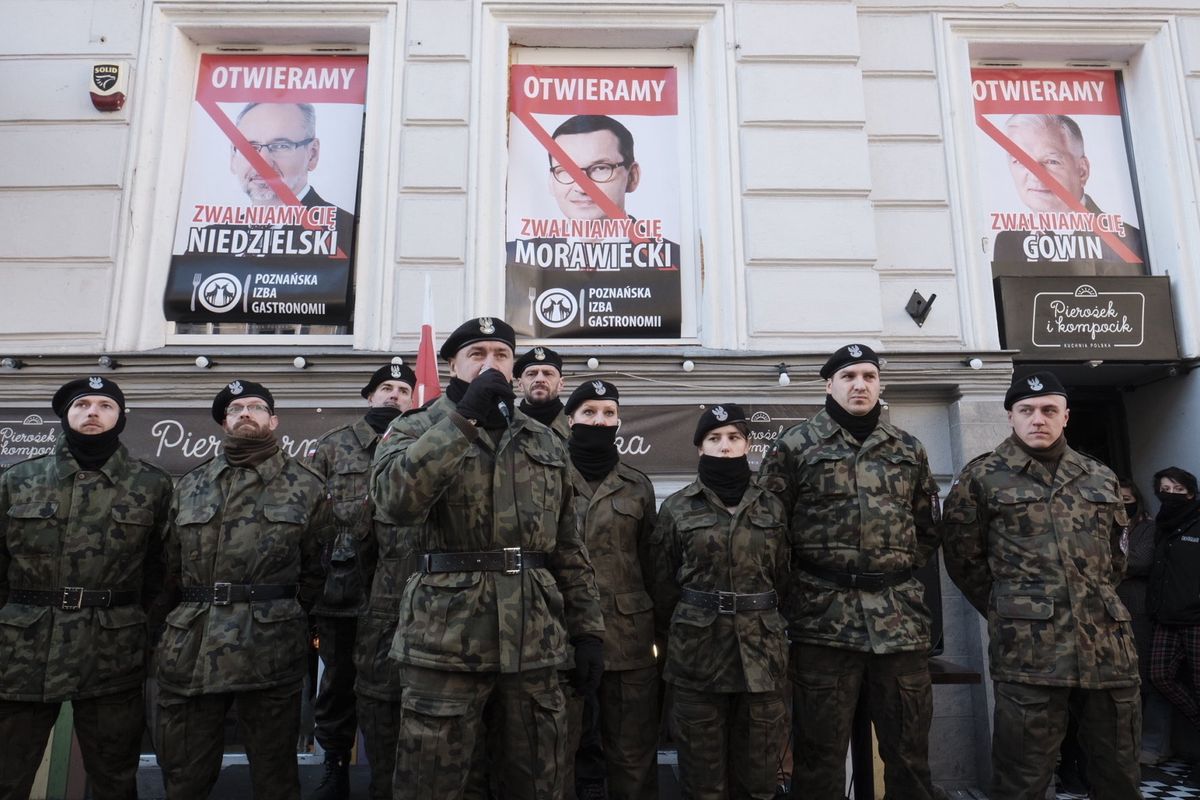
{"left": 211, "top": 379, "right": 275, "bottom": 424}
{"left": 565, "top": 380, "right": 619, "bottom": 415}
{"left": 52, "top": 376, "right": 125, "bottom": 418}
{"left": 1004, "top": 371, "right": 1068, "bottom": 411}
{"left": 439, "top": 316, "right": 517, "bottom": 362}
{"left": 693, "top": 403, "right": 748, "bottom": 446}
{"left": 820, "top": 343, "right": 881, "bottom": 380}
{"left": 514, "top": 346, "right": 563, "bottom": 378}
{"left": 362, "top": 362, "right": 416, "bottom": 398}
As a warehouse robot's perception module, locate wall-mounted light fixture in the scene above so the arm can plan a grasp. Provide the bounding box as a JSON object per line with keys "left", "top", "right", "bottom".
{"left": 293, "top": 356, "right": 309, "bottom": 369}
{"left": 391, "top": 356, "right": 404, "bottom": 365}
{"left": 1, "top": 357, "right": 23, "bottom": 370}
{"left": 682, "top": 360, "right": 695, "bottom": 373}
{"left": 586, "top": 357, "right": 600, "bottom": 370}
{"left": 97, "top": 355, "right": 118, "bottom": 369}
{"left": 905, "top": 291, "right": 937, "bottom": 327}
{"left": 777, "top": 363, "right": 791, "bottom": 387}
{"left": 194, "top": 356, "right": 213, "bottom": 369}
{"left": 964, "top": 357, "right": 984, "bottom": 370}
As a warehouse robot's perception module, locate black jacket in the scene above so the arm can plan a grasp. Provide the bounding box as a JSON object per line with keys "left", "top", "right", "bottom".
{"left": 1148, "top": 504, "right": 1200, "bottom": 625}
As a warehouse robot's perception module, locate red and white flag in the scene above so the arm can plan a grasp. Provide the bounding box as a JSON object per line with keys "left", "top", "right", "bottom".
{"left": 415, "top": 275, "right": 441, "bottom": 407}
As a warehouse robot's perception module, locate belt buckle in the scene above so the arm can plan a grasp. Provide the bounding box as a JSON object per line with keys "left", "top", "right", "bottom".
{"left": 716, "top": 591, "right": 737, "bottom": 615}
{"left": 61, "top": 586, "right": 84, "bottom": 612}
{"left": 212, "top": 582, "right": 232, "bottom": 606}
{"left": 503, "top": 547, "right": 523, "bottom": 575}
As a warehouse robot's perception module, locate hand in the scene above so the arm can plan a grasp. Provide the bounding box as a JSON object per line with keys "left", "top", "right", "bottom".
{"left": 456, "top": 368, "right": 515, "bottom": 422}
{"left": 570, "top": 635, "right": 604, "bottom": 694}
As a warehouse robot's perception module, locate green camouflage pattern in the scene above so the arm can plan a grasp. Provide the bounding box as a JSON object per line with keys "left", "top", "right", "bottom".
{"left": 757, "top": 409, "right": 941, "bottom": 654}
{"left": 650, "top": 479, "right": 789, "bottom": 693}
{"left": 670, "top": 685, "right": 788, "bottom": 800}
{"left": 372, "top": 394, "right": 604, "bottom": 673}
{"left": 0, "top": 440, "right": 172, "bottom": 702}
{"left": 306, "top": 418, "right": 378, "bottom": 617}
{"left": 353, "top": 514, "right": 419, "bottom": 700}
{"left": 156, "top": 450, "right": 332, "bottom": 695}
{"left": 547, "top": 412, "right": 571, "bottom": 441}
{"left": 569, "top": 461, "right": 658, "bottom": 671}
{"left": 942, "top": 435, "right": 1137, "bottom": 688}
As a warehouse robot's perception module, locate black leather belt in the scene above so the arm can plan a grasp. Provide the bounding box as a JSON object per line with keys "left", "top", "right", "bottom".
{"left": 419, "top": 549, "right": 549, "bottom": 574}
{"left": 681, "top": 587, "right": 777, "bottom": 615}
{"left": 180, "top": 583, "right": 298, "bottom": 605}
{"left": 9, "top": 587, "right": 139, "bottom": 611}
{"left": 797, "top": 559, "right": 913, "bottom": 592}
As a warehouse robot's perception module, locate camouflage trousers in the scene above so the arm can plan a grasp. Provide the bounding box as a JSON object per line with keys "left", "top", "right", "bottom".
{"left": 313, "top": 614, "right": 359, "bottom": 754}
{"left": 991, "top": 681, "right": 1141, "bottom": 800}
{"left": 563, "top": 665, "right": 660, "bottom": 800}
{"left": 395, "top": 664, "right": 565, "bottom": 800}
{"left": 356, "top": 694, "right": 402, "bottom": 800}
{"left": 0, "top": 686, "right": 143, "bottom": 800}
{"left": 669, "top": 685, "right": 787, "bottom": 800}
{"left": 156, "top": 682, "right": 302, "bottom": 800}
{"left": 790, "top": 643, "right": 935, "bottom": 800}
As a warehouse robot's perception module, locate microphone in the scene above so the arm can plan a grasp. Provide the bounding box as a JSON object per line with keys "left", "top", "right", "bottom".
{"left": 498, "top": 400, "right": 510, "bottom": 421}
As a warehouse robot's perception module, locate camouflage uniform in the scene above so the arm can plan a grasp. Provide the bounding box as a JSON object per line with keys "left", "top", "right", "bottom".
{"left": 156, "top": 449, "right": 332, "bottom": 800}
{"left": 942, "top": 436, "right": 1140, "bottom": 800}
{"left": 651, "top": 478, "right": 790, "bottom": 800}
{"left": 757, "top": 408, "right": 941, "bottom": 800}
{"left": 371, "top": 394, "right": 605, "bottom": 800}
{"left": 0, "top": 440, "right": 171, "bottom": 800}
{"left": 305, "top": 420, "right": 374, "bottom": 765}
{"left": 566, "top": 461, "right": 660, "bottom": 800}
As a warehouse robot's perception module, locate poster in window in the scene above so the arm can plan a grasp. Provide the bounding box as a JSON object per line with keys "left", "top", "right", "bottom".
{"left": 972, "top": 68, "right": 1147, "bottom": 279}
{"left": 163, "top": 54, "right": 367, "bottom": 327}
{"left": 505, "top": 66, "right": 683, "bottom": 339}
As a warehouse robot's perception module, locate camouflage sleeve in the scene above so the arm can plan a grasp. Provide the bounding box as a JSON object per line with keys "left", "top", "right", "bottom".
{"left": 1109, "top": 477, "right": 1130, "bottom": 584}
{"left": 911, "top": 446, "right": 942, "bottom": 569}
{"left": 159, "top": 488, "right": 184, "bottom": 616}
{"left": 299, "top": 490, "right": 336, "bottom": 612}
{"left": 756, "top": 438, "right": 797, "bottom": 526}
{"left": 306, "top": 439, "right": 334, "bottom": 481}
{"left": 636, "top": 476, "right": 660, "bottom": 598}
{"left": 0, "top": 475, "right": 10, "bottom": 606}
{"left": 551, "top": 469, "right": 606, "bottom": 640}
{"left": 372, "top": 414, "right": 468, "bottom": 523}
{"left": 941, "top": 470, "right": 991, "bottom": 615}
{"left": 649, "top": 503, "right": 682, "bottom": 642}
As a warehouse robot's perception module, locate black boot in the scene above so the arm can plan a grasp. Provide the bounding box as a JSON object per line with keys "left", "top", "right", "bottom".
{"left": 307, "top": 751, "right": 350, "bottom": 800}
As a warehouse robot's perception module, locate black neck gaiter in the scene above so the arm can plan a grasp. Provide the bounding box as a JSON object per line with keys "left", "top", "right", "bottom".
{"left": 446, "top": 377, "right": 469, "bottom": 403}
{"left": 825, "top": 395, "right": 881, "bottom": 443}
{"left": 364, "top": 406, "right": 402, "bottom": 434}
{"left": 569, "top": 424, "right": 619, "bottom": 481}
{"left": 224, "top": 431, "right": 280, "bottom": 468}
{"left": 63, "top": 420, "right": 124, "bottom": 471}
{"left": 699, "top": 455, "right": 751, "bottom": 507}
{"left": 1156, "top": 493, "right": 1200, "bottom": 531}
{"left": 520, "top": 398, "right": 565, "bottom": 429}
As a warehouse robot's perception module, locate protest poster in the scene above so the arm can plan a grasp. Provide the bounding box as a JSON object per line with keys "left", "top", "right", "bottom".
{"left": 505, "top": 65, "right": 684, "bottom": 339}
{"left": 972, "top": 68, "right": 1147, "bottom": 279}
{"left": 163, "top": 54, "right": 367, "bottom": 328}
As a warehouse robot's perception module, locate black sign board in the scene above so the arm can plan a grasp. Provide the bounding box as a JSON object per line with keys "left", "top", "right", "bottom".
{"left": 995, "top": 276, "right": 1179, "bottom": 360}
{"left": 0, "top": 403, "right": 825, "bottom": 476}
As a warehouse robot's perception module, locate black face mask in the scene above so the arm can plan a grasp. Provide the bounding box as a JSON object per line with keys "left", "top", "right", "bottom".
{"left": 364, "top": 406, "right": 403, "bottom": 434}
{"left": 569, "top": 424, "right": 619, "bottom": 481}
{"left": 698, "top": 454, "right": 751, "bottom": 507}
{"left": 521, "top": 397, "right": 565, "bottom": 429}
{"left": 1156, "top": 491, "right": 1200, "bottom": 529}
{"left": 62, "top": 414, "right": 125, "bottom": 470}
{"left": 1124, "top": 502, "right": 1139, "bottom": 519}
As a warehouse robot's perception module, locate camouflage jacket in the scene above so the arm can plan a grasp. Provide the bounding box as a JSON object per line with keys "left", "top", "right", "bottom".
{"left": 757, "top": 409, "right": 941, "bottom": 654}
{"left": 569, "top": 461, "right": 658, "bottom": 671}
{"left": 371, "top": 394, "right": 605, "bottom": 673}
{"left": 156, "top": 450, "right": 332, "bottom": 695}
{"left": 307, "top": 418, "right": 378, "bottom": 618}
{"left": 942, "top": 436, "right": 1137, "bottom": 688}
{"left": 0, "top": 441, "right": 172, "bottom": 702}
{"left": 650, "top": 478, "right": 789, "bottom": 693}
